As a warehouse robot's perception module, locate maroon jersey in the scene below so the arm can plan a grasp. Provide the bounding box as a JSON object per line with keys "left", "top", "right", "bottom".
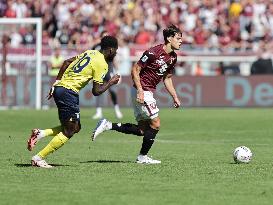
{"left": 136, "top": 44, "right": 177, "bottom": 91}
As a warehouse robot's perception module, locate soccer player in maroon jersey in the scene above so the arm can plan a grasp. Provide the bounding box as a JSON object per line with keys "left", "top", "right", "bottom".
{"left": 92, "top": 25, "right": 182, "bottom": 164}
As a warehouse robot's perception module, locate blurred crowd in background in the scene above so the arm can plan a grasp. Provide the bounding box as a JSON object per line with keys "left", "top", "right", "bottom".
{"left": 1, "top": 0, "right": 273, "bottom": 53}
{"left": 0, "top": 0, "right": 273, "bottom": 76}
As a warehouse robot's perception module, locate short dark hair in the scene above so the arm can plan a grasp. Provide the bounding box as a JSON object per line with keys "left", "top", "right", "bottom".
{"left": 163, "top": 25, "right": 182, "bottom": 43}
{"left": 101, "top": 36, "right": 118, "bottom": 50}
{"left": 100, "top": 30, "right": 108, "bottom": 38}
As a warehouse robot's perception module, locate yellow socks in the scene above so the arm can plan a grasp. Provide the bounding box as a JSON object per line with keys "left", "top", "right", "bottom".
{"left": 44, "top": 126, "right": 63, "bottom": 137}
{"left": 37, "top": 132, "right": 69, "bottom": 159}
{"left": 36, "top": 126, "right": 63, "bottom": 141}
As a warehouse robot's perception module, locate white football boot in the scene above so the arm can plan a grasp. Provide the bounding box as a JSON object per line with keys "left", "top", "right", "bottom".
{"left": 92, "top": 119, "right": 112, "bottom": 141}
{"left": 136, "top": 155, "right": 161, "bottom": 164}
{"left": 31, "top": 155, "right": 53, "bottom": 168}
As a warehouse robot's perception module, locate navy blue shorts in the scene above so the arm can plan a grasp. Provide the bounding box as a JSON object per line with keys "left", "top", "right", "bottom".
{"left": 53, "top": 86, "right": 80, "bottom": 123}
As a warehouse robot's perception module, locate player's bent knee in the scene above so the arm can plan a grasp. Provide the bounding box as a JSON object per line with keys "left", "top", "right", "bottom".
{"left": 62, "top": 121, "right": 81, "bottom": 137}
{"left": 77, "top": 127, "right": 81, "bottom": 133}
{"left": 150, "top": 118, "right": 160, "bottom": 130}
{"left": 63, "top": 127, "right": 75, "bottom": 138}
{"left": 74, "top": 127, "right": 81, "bottom": 133}
{"left": 75, "top": 122, "right": 81, "bottom": 133}
{"left": 139, "top": 129, "right": 145, "bottom": 135}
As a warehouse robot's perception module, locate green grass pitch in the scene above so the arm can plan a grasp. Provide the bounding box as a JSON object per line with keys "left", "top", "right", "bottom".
{"left": 0, "top": 108, "right": 273, "bottom": 205}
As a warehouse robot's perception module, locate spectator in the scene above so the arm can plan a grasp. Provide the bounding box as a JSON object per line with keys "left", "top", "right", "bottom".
{"left": 10, "top": 27, "right": 22, "bottom": 48}
{"left": 56, "top": 25, "right": 70, "bottom": 45}
{"left": 48, "top": 47, "right": 64, "bottom": 77}
{"left": 251, "top": 46, "right": 273, "bottom": 74}
{"left": 22, "top": 26, "right": 35, "bottom": 45}
{"left": 11, "top": 0, "right": 27, "bottom": 18}
{"left": 135, "top": 24, "right": 153, "bottom": 45}
{"left": 229, "top": 0, "right": 242, "bottom": 18}
{"left": 5, "top": 0, "right": 16, "bottom": 18}
{"left": 30, "top": 0, "right": 43, "bottom": 18}
{"left": 43, "top": 8, "right": 58, "bottom": 38}
{"left": 0, "top": 0, "right": 7, "bottom": 17}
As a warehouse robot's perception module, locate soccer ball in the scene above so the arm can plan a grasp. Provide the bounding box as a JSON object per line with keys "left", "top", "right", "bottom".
{"left": 233, "top": 146, "right": 253, "bottom": 163}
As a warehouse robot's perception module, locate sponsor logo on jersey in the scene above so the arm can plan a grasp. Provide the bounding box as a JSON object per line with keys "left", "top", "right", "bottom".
{"left": 141, "top": 55, "right": 148, "bottom": 62}
{"left": 156, "top": 58, "right": 168, "bottom": 75}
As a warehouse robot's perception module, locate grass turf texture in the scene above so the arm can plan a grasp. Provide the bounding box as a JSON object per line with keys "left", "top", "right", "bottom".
{"left": 0, "top": 108, "right": 273, "bottom": 205}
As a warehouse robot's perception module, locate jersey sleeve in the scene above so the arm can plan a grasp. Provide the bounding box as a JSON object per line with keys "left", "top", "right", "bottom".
{"left": 137, "top": 50, "right": 156, "bottom": 68}
{"left": 93, "top": 62, "right": 108, "bottom": 84}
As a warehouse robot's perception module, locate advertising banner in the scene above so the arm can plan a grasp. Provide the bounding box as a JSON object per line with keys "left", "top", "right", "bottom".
{"left": 0, "top": 76, "right": 272, "bottom": 107}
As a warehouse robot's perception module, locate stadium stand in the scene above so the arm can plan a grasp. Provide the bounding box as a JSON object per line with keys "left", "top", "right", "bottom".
{"left": 0, "top": 0, "right": 273, "bottom": 76}
{"left": 0, "top": 0, "right": 272, "bottom": 51}
{"left": 0, "top": 0, "right": 273, "bottom": 108}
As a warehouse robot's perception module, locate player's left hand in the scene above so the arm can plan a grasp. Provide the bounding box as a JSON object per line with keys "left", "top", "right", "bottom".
{"left": 47, "top": 86, "right": 55, "bottom": 100}
{"left": 47, "top": 80, "right": 60, "bottom": 100}
{"left": 173, "top": 97, "right": 181, "bottom": 108}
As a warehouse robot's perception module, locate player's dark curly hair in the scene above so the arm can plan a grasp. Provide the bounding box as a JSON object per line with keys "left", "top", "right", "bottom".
{"left": 101, "top": 35, "right": 118, "bottom": 50}
{"left": 163, "top": 25, "right": 182, "bottom": 43}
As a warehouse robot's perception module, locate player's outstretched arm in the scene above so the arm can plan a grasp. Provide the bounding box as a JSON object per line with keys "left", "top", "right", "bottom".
{"left": 163, "top": 73, "right": 181, "bottom": 108}
{"left": 92, "top": 74, "right": 120, "bottom": 96}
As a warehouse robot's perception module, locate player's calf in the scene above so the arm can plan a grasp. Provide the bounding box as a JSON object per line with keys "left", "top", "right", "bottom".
{"left": 139, "top": 127, "right": 158, "bottom": 155}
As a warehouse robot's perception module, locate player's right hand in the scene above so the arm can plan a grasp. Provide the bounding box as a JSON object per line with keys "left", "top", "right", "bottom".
{"left": 109, "top": 74, "right": 120, "bottom": 85}
{"left": 173, "top": 97, "right": 181, "bottom": 108}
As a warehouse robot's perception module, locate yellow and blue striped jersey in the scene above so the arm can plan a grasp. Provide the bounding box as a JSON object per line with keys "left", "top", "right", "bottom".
{"left": 56, "top": 50, "right": 108, "bottom": 93}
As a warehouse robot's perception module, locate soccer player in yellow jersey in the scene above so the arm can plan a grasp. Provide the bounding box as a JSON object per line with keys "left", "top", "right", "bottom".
{"left": 27, "top": 36, "right": 120, "bottom": 168}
